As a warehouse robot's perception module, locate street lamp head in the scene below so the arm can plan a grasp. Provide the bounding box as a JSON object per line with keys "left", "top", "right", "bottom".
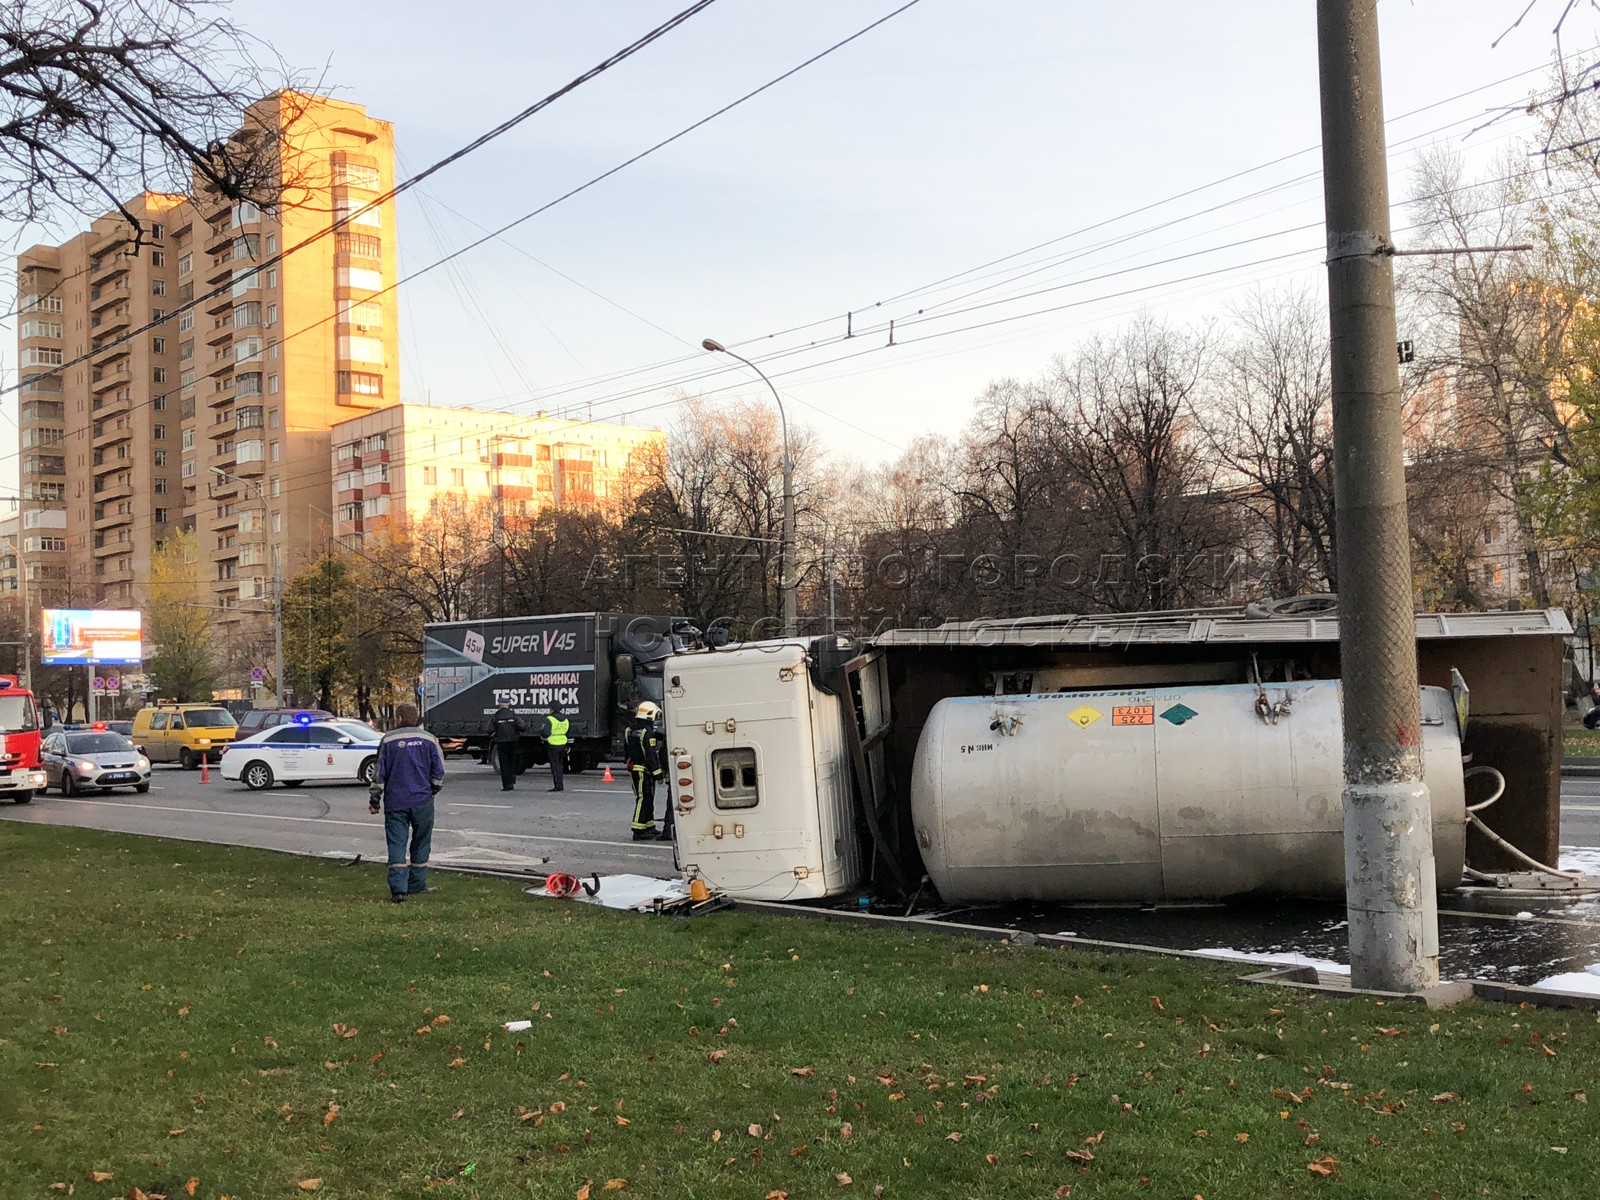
{"left": 209, "top": 467, "right": 227, "bottom": 479}
{"left": 701, "top": 338, "right": 726, "bottom": 353}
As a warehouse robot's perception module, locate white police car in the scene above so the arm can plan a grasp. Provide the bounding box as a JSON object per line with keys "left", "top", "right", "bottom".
{"left": 220, "top": 717, "right": 381, "bottom": 790}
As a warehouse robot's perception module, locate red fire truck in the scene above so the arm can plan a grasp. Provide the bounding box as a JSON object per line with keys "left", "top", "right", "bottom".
{"left": 0, "top": 676, "right": 48, "bottom": 804}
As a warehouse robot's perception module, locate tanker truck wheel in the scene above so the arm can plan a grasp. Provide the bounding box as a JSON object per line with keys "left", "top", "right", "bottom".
{"left": 566, "top": 753, "right": 590, "bottom": 774}
{"left": 13, "top": 790, "right": 32, "bottom": 804}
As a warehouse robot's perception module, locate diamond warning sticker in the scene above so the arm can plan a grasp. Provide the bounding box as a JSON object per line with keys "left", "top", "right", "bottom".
{"left": 1112, "top": 705, "right": 1155, "bottom": 726}
{"left": 1160, "top": 703, "right": 1199, "bottom": 726}
{"left": 1067, "top": 705, "right": 1104, "bottom": 729}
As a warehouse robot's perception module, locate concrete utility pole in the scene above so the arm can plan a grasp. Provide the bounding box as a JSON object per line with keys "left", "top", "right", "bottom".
{"left": 1316, "top": 0, "right": 1441, "bottom": 991}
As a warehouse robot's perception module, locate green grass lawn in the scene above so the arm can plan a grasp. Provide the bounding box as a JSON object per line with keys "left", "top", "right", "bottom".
{"left": 1562, "top": 727, "right": 1600, "bottom": 759}
{"left": 3, "top": 825, "right": 1598, "bottom": 1200}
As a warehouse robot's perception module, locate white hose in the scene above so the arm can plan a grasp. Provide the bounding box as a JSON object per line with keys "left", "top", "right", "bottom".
{"left": 1464, "top": 765, "right": 1506, "bottom": 813}
{"left": 1459, "top": 765, "right": 1584, "bottom": 880}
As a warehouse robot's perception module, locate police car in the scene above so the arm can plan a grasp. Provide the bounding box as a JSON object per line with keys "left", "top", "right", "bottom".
{"left": 220, "top": 717, "right": 381, "bottom": 790}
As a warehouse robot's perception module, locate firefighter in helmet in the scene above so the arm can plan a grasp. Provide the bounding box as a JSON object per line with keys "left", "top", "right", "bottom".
{"left": 624, "top": 700, "right": 670, "bottom": 841}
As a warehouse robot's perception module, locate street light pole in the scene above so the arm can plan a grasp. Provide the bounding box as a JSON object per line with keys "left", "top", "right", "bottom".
{"left": 702, "top": 338, "right": 797, "bottom": 638}
{"left": 211, "top": 468, "right": 283, "bottom": 706}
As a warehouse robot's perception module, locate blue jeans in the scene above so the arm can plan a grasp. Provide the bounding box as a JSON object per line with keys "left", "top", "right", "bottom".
{"left": 384, "top": 800, "right": 435, "bottom": 895}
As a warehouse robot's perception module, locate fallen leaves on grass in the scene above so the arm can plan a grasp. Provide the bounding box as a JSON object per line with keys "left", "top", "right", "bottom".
{"left": 748, "top": 1124, "right": 763, "bottom": 1138}
{"left": 332, "top": 1023, "right": 358, "bottom": 1039}
{"left": 1052, "top": 1188, "right": 1073, "bottom": 1198}
{"left": 604, "top": 1183, "right": 627, "bottom": 1192}
{"left": 549, "top": 1101, "right": 567, "bottom": 1114}
{"left": 1306, "top": 1156, "right": 1338, "bottom": 1177}
{"left": 707, "top": 1050, "right": 728, "bottom": 1064}
{"left": 1083, "top": 1131, "right": 1105, "bottom": 1145}
{"left": 791, "top": 1066, "right": 814, "bottom": 1078}
{"left": 575, "top": 1184, "right": 591, "bottom": 1200}
{"left": 84, "top": 1172, "right": 112, "bottom": 1184}
{"left": 184, "top": 1182, "right": 198, "bottom": 1198}
{"left": 297, "top": 1182, "right": 322, "bottom": 1193}
{"left": 323, "top": 1103, "right": 341, "bottom": 1127}
{"left": 1065, "top": 1149, "right": 1094, "bottom": 1163}
{"left": 835, "top": 1173, "right": 853, "bottom": 1187}
{"left": 448, "top": 1057, "right": 468, "bottom": 1069}
{"left": 1430, "top": 1092, "right": 1460, "bottom": 1103}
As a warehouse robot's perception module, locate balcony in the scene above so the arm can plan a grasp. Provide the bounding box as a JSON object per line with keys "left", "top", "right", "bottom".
{"left": 203, "top": 222, "right": 234, "bottom": 254}
{"left": 92, "top": 424, "right": 132, "bottom": 451}
{"left": 236, "top": 406, "right": 264, "bottom": 431}
{"left": 92, "top": 538, "right": 129, "bottom": 560}
{"left": 93, "top": 478, "right": 135, "bottom": 501}
{"left": 494, "top": 483, "right": 535, "bottom": 502}
{"left": 215, "top": 508, "right": 240, "bottom": 530}
{"left": 362, "top": 480, "right": 390, "bottom": 497}
{"left": 91, "top": 309, "right": 131, "bottom": 337}
{"left": 204, "top": 286, "right": 235, "bottom": 315}
{"left": 206, "top": 319, "right": 235, "bottom": 347}
{"left": 101, "top": 564, "right": 135, "bottom": 585}
{"left": 90, "top": 254, "right": 131, "bottom": 286}
{"left": 235, "top": 456, "right": 265, "bottom": 476}
{"left": 210, "top": 473, "right": 240, "bottom": 498}
{"left": 93, "top": 391, "right": 131, "bottom": 418}
{"left": 93, "top": 507, "right": 132, "bottom": 531}
{"left": 89, "top": 280, "right": 130, "bottom": 312}
{"left": 90, "top": 367, "right": 133, "bottom": 394}
{"left": 89, "top": 340, "right": 131, "bottom": 367}
{"left": 207, "top": 380, "right": 236, "bottom": 408}
{"left": 90, "top": 226, "right": 131, "bottom": 258}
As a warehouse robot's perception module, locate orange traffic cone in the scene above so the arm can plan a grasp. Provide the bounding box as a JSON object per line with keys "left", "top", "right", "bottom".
{"left": 200, "top": 754, "right": 211, "bottom": 785}
{"left": 602, "top": 763, "right": 615, "bottom": 783}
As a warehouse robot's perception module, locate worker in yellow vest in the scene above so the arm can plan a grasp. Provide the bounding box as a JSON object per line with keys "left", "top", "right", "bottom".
{"left": 544, "top": 703, "right": 570, "bottom": 793}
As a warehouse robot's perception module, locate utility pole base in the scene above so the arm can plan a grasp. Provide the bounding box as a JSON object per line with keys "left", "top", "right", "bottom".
{"left": 1344, "top": 780, "right": 1441, "bottom": 992}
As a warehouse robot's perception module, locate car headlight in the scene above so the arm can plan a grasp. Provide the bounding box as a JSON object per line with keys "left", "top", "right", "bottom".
{"left": 29, "top": 771, "right": 46, "bottom": 787}
{"left": 196, "top": 738, "right": 211, "bottom": 746}
{"left": 76, "top": 760, "right": 97, "bottom": 773}
{"left": 136, "top": 756, "right": 150, "bottom": 770}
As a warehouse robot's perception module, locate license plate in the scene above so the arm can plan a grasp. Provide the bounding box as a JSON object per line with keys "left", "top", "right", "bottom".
{"left": 103, "top": 772, "right": 135, "bottom": 782}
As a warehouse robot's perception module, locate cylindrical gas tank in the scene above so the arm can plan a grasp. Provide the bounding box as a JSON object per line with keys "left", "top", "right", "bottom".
{"left": 910, "top": 681, "right": 1465, "bottom": 903}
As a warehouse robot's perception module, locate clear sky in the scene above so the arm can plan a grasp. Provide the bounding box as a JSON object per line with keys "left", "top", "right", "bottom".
{"left": 4, "top": 0, "right": 1594, "bottom": 483}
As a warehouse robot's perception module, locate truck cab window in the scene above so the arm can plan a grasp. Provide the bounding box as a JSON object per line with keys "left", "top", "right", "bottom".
{"left": 711, "top": 747, "right": 759, "bottom": 810}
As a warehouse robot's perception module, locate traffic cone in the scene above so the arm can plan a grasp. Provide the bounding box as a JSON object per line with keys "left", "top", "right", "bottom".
{"left": 200, "top": 754, "right": 211, "bottom": 785}
{"left": 602, "top": 763, "right": 615, "bottom": 783}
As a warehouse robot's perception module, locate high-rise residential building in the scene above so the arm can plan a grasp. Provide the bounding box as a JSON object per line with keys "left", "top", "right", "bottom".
{"left": 14, "top": 91, "right": 398, "bottom": 683}
{"left": 326, "top": 403, "right": 665, "bottom": 542}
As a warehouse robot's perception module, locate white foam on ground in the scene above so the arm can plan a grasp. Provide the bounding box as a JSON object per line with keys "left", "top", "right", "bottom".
{"left": 1530, "top": 964, "right": 1600, "bottom": 996}
{"left": 526, "top": 872, "right": 689, "bottom": 911}
{"left": 1191, "top": 947, "right": 1350, "bottom": 976}
{"left": 1558, "top": 845, "right": 1600, "bottom": 876}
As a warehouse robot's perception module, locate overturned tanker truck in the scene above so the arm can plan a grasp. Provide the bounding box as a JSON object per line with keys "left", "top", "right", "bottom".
{"left": 661, "top": 602, "right": 1571, "bottom": 904}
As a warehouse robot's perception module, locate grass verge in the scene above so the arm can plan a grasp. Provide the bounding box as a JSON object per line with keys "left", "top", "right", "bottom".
{"left": 2, "top": 824, "right": 1598, "bottom": 1200}
{"left": 1562, "top": 727, "right": 1600, "bottom": 760}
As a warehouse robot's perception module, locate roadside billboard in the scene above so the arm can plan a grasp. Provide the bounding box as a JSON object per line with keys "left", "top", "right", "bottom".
{"left": 40, "top": 609, "right": 144, "bottom": 666}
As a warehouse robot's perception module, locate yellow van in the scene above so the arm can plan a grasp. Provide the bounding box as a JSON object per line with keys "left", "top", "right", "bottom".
{"left": 131, "top": 704, "right": 239, "bottom": 768}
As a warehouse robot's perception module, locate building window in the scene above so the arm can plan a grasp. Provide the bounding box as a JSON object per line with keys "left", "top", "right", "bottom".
{"left": 337, "top": 502, "right": 363, "bottom": 522}
{"left": 154, "top": 450, "right": 167, "bottom": 467}
{"left": 20, "top": 319, "right": 63, "bottom": 339}
{"left": 336, "top": 370, "right": 383, "bottom": 396}
{"left": 234, "top": 337, "right": 262, "bottom": 364}
{"left": 152, "top": 337, "right": 166, "bottom": 354}
{"left": 364, "top": 463, "right": 388, "bottom": 485}
{"left": 21, "top": 346, "right": 64, "bottom": 366}
{"left": 236, "top": 373, "right": 264, "bottom": 398}
{"left": 152, "top": 367, "right": 166, "bottom": 383}
{"left": 181, "top": 459, "right": 196, "bottom": 478}
{"left": 267, "top": 268, "right": 277, "bottom": 289}
{"left": 151, "top": 250, "right": 166, "bottom": 267}
{"left": 177, "top": 252, "right": 192, "bottom": 277}
{"left": 151, "top": 278, "right": 166, "bottom": 296}
{"left": 234, "top": 201, "right": 260, "bottom": 225}
{"left": 234, "top": 302, "right": 261, "bottom": 329}
{"left": 272, "top": 511, "right": 282, "bottom": 533}
{"left": 269, "top": 476, "right": 280, "bottom": 498}
{"left": 336, "top": 442, "right": 359, "bottom": 462}
{"left": 333, "top": 161, "right": 381, "bottom": 189}
{"left": 450, "top": 467, "right": 464, "bottom": 487}
{"left": 154, "top": 478, "right": 168, "bottom": 494}
{"left": 178, "top": 310, "right": 194, "bottom": 332}
{"left": 181, "top": 429, "right": 195, "bottom": 450}
{"left": 265, "top": 233, "right": 276, "bottom": 253}
{"left": 336, "top": 266, "right": 382, "bottom": 292}
{"left": 268, "top": 374, "right": 279, "bottom": 395}
{"left": 339, "top": 300, "right": 383, "bottom": 328}
{"left": 270, "top": 440, "right": 280, "bottom": 462}
{"left": 422, "top": 466, "right": 437, "bottom": 486}
{"left": 179, "top": 339, "right": 194, "bottom": 361}
{"left": 153, "top": 395, "right": 167, "bottom": 411}
{"left": 335, "top": 197, "right": 382, "bottom": 228}
{"left": 153, "top": 424, "right": 166, "bottom": 439}
{"left": 150, "top": 223, "right": 164, "bottom": 241}
{"left": 364, "top": 433, "right": 387, "bottom": 452}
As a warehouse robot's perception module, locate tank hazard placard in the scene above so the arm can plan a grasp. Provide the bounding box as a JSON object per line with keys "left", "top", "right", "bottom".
{"left": 1112, "top": 705, "right": 1155, "bottom": 726}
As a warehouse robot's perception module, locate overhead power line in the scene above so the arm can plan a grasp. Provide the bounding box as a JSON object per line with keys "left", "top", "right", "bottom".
{"left": 0, "top": 0, "right": 727, "bottom": 400}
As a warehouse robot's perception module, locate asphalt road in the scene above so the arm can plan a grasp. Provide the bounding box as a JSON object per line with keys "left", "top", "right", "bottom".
{"left": 4, "top": 760, "right": 1599, "bottom": 880}
{"left": 0, "top": 753, "right": 676, "bottom": 882}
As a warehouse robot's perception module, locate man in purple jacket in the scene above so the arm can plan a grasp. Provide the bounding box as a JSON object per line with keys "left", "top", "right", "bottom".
{"left": 369, "top": 704, "right": 446, "bottom": 903}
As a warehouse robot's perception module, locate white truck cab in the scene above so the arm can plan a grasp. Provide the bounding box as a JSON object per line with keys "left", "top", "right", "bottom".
{"left": 663, "top": 638, "right": 867, "bottom": 901}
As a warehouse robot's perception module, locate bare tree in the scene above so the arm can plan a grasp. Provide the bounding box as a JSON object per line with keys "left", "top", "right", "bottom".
{"left": 1050, "top": 317, "right": 1231, "bottom": 612}
{"left": 1202, "top": 288, "right": 1338, "bottom": 595}
{"left": 0, "top": 0, "right": 294, "bottom": 236}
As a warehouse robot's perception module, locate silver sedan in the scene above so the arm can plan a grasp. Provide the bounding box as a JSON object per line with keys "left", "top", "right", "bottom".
{"left": 40, "top": 729, "right": 152, "bottom": 795}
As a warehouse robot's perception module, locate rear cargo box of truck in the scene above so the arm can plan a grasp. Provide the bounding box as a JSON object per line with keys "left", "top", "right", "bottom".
{"left": 422, "top": 612, "right": 682, "bottom": 771}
